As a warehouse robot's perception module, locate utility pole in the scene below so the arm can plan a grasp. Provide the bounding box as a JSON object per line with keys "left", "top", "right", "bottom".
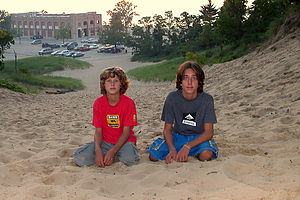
{"left": 12, "top": 49, "right": 18, "bottom": 73}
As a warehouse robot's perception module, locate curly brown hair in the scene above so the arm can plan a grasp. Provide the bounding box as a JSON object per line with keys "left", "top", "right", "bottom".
{"left": 99, "top": 66, "right": 129, "bottom": 94}
{"left": 175, "top": 61, "right": 205, "bottom": 93}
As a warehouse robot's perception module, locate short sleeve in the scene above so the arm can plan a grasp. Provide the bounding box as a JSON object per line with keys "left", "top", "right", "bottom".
{"left": 204, "top": 95, "right": 217, "bottom": 124}
{"left": 123, "top": 99, "right": 137, "bottom": 127}
{"left": 161, "top": 93, "right": 175, "bottom": 124}
{"left": 92, "top": 99, "right": 102, "bottom": 128}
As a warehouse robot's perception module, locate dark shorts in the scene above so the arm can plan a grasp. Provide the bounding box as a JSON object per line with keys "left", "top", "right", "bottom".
{"left": 146, "top": 133, "right": 218, "bottom": 161}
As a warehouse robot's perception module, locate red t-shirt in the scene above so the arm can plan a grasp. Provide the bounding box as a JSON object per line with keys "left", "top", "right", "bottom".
{"left": 92, "top": 94, "right": 137, "bottom": 144}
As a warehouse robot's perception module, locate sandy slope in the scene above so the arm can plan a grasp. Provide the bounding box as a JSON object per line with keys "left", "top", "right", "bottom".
{"left": 0, "top": 15, "right": 299, "bottom": 199}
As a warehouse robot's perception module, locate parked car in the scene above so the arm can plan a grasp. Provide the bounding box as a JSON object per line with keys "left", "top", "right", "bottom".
{"left": 42, "top": 43, "right": 60, "bottom": 49}
{"left": 89, "top": 44, "right": 99, "bottom": 49}
{"left": 31, "top": 39, "right": 42, "bottom": 45}
{"left": 111, "top": 47, "right": 122, "bottom": 53}
{"left": 64, "top": 51, "right": 76, "bottom": 57}
{"left": 80, "top": 39, "right": 89, "bottom": 43}
{"left": 67, "top": 42, "right": 78, "bottom": 50}
{"left": 61, "top": 42, "right": 70, "bottom": 47}
{"left": 30, "top": 35, "right": 43, "bottom": 39}
{"left": 72, "top": 52, "right": 84, "bottom": 58}
{"left": 74, "top": 46, "right": 81, "bottom": 51}
{"left": 97, "top": 45, "right": 111, "bottom": 53}
{"left": 76, "top": 46, "right": 90, "bottom": 51}
{"left": 56, "top": 50, "right": 71, "bottom": 56}
{"left": 51, "top": 50, "right": 62, "bottom": 56}
{"left": 38, "top": 48, "right": 53, "bottom": 55}
{"left": 97, "top": 45, "right": 121, "bottom": 53}
{"left": 87, "top": 38, "right": 98, "bottom": 43}
{"left": 116, "top": 44, "right": 125, "bottom": 50}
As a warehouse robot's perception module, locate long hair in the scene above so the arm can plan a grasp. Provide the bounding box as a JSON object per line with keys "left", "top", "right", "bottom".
{"left": 99, "top": 66, "right": 129, "bottom": 94}
{"left": 176, "top": 61, "right": 205, "bottom": 93}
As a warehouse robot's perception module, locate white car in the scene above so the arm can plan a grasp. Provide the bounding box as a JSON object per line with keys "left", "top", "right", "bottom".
{"left": 56, "top": 50, "right": 71, "bottom": 56}
{"left": 89, "top": 44, "right": 99, "bottom": 49}
{"left": 38, "top": 48, "right": 53, "bottom": 55}
{"left": 80, "top": 39, "right": 89, "bottom": 43}
{"left": 87, "top": 38, "right": 98, "bottom": 43}
{"left": 51, "top": 50, "right": 62, "bottom": 56}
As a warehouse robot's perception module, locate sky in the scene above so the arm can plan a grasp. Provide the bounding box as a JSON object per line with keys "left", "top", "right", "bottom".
{"left": 2, "top": 0, "right": 254, "bottom": 23}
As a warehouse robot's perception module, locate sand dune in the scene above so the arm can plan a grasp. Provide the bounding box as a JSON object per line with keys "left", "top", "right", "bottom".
{"left": 1, "top": 15, "right": 300, "bottom": 199}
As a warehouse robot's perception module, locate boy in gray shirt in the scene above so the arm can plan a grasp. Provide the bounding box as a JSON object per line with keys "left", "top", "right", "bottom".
{"left": 147, "top": 61, "right": 218, "bottom": 163}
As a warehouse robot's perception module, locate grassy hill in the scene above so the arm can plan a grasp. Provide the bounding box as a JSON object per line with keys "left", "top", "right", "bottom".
{"left": 0, "top": 56, "right": 91, "bottom": 93}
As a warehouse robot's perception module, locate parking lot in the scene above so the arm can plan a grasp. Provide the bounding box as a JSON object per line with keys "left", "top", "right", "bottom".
{"left": 3, "top": 37, "right": 129, "bottom": 61}
{"left": 3, "top": 37, "right": 152, "bottom": 90}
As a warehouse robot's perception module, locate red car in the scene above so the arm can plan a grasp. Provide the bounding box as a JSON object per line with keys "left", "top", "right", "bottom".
{"left": 77, "top": 46, "right": 90, "bottom": 51}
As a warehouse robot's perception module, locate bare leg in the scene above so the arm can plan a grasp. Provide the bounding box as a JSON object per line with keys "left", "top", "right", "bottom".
{"left": 149, "top": 155, "right": 158, "bottom": 162}
{"left": 197, "top": 150, "right": 213, "bottom": 161}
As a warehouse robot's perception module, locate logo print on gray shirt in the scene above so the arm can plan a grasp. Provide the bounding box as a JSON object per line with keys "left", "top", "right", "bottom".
{"left": 182, "top": 113, "right": 196, "bottom": 126}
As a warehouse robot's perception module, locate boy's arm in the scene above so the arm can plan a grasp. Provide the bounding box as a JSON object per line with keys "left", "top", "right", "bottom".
{"left": 103, "top": 126, "right": 131, "bottom": 166}
{"left": 176, "top": 123, "right": 213, "bottom": 162}
{"left": 185, "top": 123, "right": 214, "bottom": 148}
{"left": 163, "top": 123, "right": 177, "bottom": 164}
{"left": 94, "top": 128, "right": 105, "bottom": 167}
{"left": 111, "top": 126, "right": 131, "bottom": 152}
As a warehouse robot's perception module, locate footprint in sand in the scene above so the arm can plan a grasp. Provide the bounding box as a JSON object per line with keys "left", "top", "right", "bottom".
{"left": 21, "top": 133, "right": 39, "bottom": 139}
{"left": 42, "top": 172, "right": 77, "bottom": 185}
{"left": 0, "top": 165, "right": 23, "bottom": 186}
{"left": 28, "top": 185, "right": 56, "bottom": 198}
{"left": 279, "top": 116, "right": 294, "bottom": 124}
{"left": 16, "top": 151, "right": 35, "bottom": 159}
{"left": 79, "top": 179, "right": 99, "bottom": 190}
{"left": 56, "top": 147, "right": 75, "bottom": 158}
{"left": 0, "top": 153, "right": 11, "bottom": 163}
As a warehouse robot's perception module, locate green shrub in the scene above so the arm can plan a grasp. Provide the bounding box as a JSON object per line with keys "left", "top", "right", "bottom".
{"left": 0, "top": 79, "right": 27, "bottom": 93}
{"left": 185, "top": 52, "right": 207, "bottom": 66}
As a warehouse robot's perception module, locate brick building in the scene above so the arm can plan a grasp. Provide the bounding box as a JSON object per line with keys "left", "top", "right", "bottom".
{"left": 11, "top": 12, "right": 102, "bottom": 39}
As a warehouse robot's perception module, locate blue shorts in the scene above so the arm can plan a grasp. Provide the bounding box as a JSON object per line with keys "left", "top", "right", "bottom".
{"left": 146, "top": 133, "right": 218, "bottom": 160}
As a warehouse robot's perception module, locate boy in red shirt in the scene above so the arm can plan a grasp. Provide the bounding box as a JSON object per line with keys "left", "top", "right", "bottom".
{"left": 74, "top": 66, "right": 139, "bottom": 167}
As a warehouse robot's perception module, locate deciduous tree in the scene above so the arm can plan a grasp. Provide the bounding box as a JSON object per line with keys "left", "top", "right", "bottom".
{"left": 216, "top": 0, "right": 247, "bottom": 42}
{"left": 54, "top": 24, "right": 71, "bottom": 44}
{"left": 0, "top": 28, "right": 14, "bottom": 71}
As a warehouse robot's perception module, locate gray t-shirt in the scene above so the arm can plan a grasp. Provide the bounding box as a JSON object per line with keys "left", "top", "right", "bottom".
{"left": 161, "top": 90, "right": 217, "bottom": 136}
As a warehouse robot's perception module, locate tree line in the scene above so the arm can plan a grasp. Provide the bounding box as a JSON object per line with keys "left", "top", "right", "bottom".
{"left": 100, "top": 0, "right": 298, "bottom": 62}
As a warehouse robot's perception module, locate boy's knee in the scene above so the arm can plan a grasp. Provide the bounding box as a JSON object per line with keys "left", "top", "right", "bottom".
{"left": 198, "top": 150, "right": 213, "bottom": 161}
{"left": 149, "top": 154, "right": 158, "bottom": 162}
{"left": 120, "top": 154, "right": 140, "bottom": 166}
{"left": 118, "top": 148, "right": 140, "bottom": 166}
{"left": 123, "top": 159, "right": 139, "bottom": 166}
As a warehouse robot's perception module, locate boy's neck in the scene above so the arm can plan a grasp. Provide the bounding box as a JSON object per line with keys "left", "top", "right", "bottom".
{"left": 182, "top": 91, "right": 197, "bottom": 101}
{"left": 106, "top": 93, "right": 121, "bottom": 106}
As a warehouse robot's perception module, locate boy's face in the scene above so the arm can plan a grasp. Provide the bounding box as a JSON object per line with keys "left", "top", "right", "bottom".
{"left": 104, "top": 75, "right": 121, "bottom": 96}
{"left": 181, "top": 68, "right": 198, "bottom": 98}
